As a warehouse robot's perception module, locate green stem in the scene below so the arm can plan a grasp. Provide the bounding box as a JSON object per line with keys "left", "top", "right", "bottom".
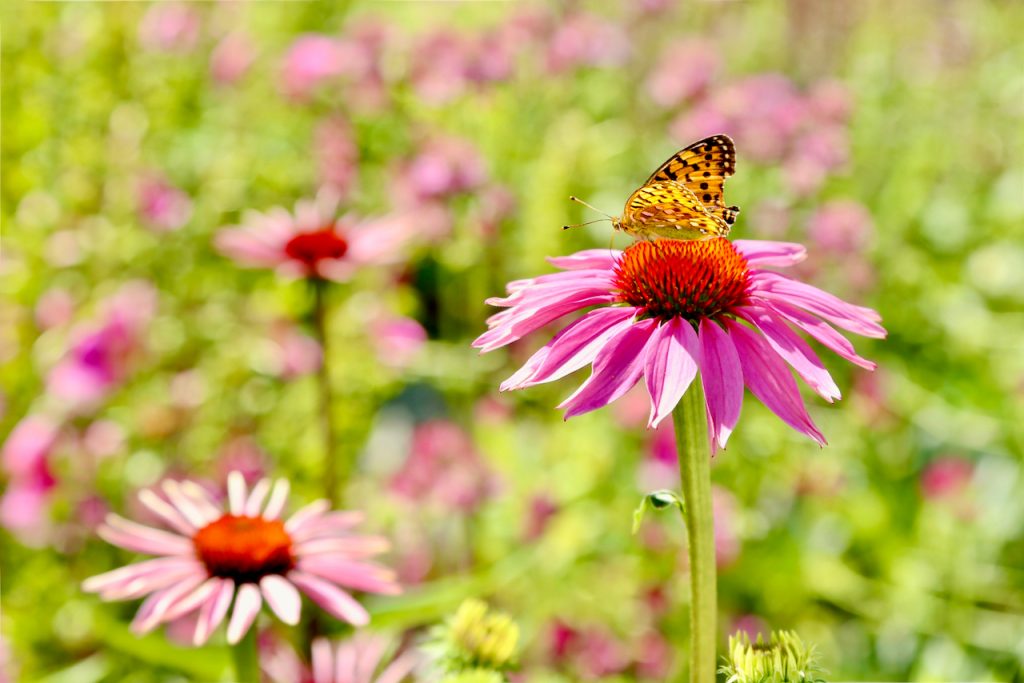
{"left": 312, "top": 279, "right": 341, "bottom": 505}
{"left": 231, "top": 626, "right": 260, "bottom": 683}
{"left": 672, "top": 377, "right": 717, "bottom": 683}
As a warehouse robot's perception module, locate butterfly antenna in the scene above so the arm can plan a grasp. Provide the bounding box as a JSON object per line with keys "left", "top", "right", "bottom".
{"left": 562, "top": 218, "right": 609, "bottom": 230}
{"left": 568, "top": 196, "right": 614, "bottom": 220}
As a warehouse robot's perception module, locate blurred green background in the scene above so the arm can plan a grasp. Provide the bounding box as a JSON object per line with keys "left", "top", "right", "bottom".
{"left": 2, "top": 0, "right": 1023, "bottom": 681}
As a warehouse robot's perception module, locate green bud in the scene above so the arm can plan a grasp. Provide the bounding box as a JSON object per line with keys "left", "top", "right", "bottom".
{"left": 429, "top": 598, "right": 520, "bottom": 675}
{"left": 719, "top": 630, "right": 827, "bottom": 683}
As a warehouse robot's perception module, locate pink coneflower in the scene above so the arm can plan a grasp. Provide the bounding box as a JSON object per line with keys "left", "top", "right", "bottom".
{"left": 82, "top": 472, "right": 400, "bottom": 645}
{"left": 215, "top": 192, "right": 412, "bottom": 282}
{"left": 474, "top": 238, "right": 885, "bottom": 446}
{"left": 262, "top": 633, "right": 421, "bottom": 683}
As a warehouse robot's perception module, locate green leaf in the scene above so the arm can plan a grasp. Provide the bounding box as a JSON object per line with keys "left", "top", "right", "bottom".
{"left": 632, "top": 489, "right": 686, "bottom": 533}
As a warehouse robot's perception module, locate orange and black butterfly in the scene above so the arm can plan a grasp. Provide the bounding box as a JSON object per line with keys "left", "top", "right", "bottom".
{"left": 566, "top": 135, "right": 740, "bottom": 241}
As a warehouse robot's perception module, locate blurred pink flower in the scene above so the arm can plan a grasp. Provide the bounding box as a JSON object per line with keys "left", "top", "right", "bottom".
{"left": 394, "top": 136, "right": 487, "bottom": 206}
{"left": 390, "top": 420, "right": 496, "bottom": 513}
{"left": 47, "top": 281, "right": 156, "bottom": 411}
{"left": 369, "top": 315, "right": 427, "bottom": 369}
{"left": 646, "top": 39, "right": 719, "bottom": 108}
{"left": 635, "top": 631, "right": 673, "bottom": 680}
{"left": 215, "top": 191, "right": 414, "bottom": 281}
{"left": 280, "top": 35, "right": 369, "bottom": 102}
{"left": 138, "top": 3, "right": 200, "bottom": 53}
{"left": 808, "top": 79, "right": 854, "bottom": 123}
{"left": 210, "top": 32, "right": 256, "bottom": 85}
{"left": 2, "top": 415, "right": 59, "bottom": 478}
{"left": 523, "top": 494, "right": 559, "bottom": 541}
{"left": 783, "top": 127, "right": 850, "bottom": 196}
{"left": 314, "top": 117, "right": 359, "bottom": 199}
{"left": 472, "top": 184, "right": 517, "bottom": 240}
{"left": 215, "top": 436, "right": 269, "bottom": 488}
{"left": 261, "top": 632, "right": 421, "bottom": 683}
{"left": 548, "top": 621, "right": 630, "bottom": 679}
{"left": 476, "top": 239, "right": 884, "bottom": 447}
{"left": 83, "top": 472, "right": 400, "bottom": 645}
{"left": 0, "top": 475, "right": 55, "bottom": 541}
{"left": 266, "top": 321, "right": 323, "bottom": 379}
{"left": 921, "top": 457, "right": 973, "bottom": 500}
{"left": 807, "top": 200, "right": 874, "bottom": 253}
{"left": 1, "top": 415, "right": 59, "bottom": 541}
{"left": 729, "top": 614, "right": 769, "bottom": 641}
{"left": 409, "top": 31, "right": 471, "bottom": 104}
{"left": 137, "top": 174, "right": 193, "bottom": 232}
{"left": 35, "top": 287, "right": 75, "bottom": 329}
{"left": 546, "top": 13, "right": 630, "bottom": 73}
{"left": 80, "top": 419, "right": 125, "bottom": 459}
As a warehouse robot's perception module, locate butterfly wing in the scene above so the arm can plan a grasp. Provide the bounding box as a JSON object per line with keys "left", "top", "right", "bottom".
{"left": 621, "top": 181, "right": 729, "bottom": 241}
{"left": 645, "top": 134, "right": 740, "bottom": 226}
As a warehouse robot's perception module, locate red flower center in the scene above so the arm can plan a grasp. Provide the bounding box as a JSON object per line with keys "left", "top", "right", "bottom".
{"left": 193, "top": 515, "right": 295, "bottom": 583}
{"left": 613, "top": 238, "right": 750, "bottom": 322}
{"left": 284, "top": 227, "right": 349, "bottom": 267}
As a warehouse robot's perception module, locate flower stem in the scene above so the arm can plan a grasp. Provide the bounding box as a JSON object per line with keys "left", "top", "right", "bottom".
{"left": 311, "top": 278, "right": 341, "bottom": 505}
{"left": 231, "top": 626, "right": 260, "bottom": 683}
{"left": 672, "top": 377, "right": 717, "bottom": 683}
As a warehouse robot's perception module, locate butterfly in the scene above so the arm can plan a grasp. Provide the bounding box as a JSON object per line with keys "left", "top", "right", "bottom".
{"left": 565, "top": 135, "right": 740, "bottom": 242}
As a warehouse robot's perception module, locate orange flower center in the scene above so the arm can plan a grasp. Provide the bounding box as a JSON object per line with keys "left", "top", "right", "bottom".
{"left": 284, "top": 227, "right": 349, "bottom": 267}
{"left": 613, "top": 238, "right": 750, "bottom": 322}
{"left": 193, "top": 515, "right": 295, "bottom": 583}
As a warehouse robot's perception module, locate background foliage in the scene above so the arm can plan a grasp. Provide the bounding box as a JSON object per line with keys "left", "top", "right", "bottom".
{"left": 2, "top": 0, "right": 1023, "bottom": 681}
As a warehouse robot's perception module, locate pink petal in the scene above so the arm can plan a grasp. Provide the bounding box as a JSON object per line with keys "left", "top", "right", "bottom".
{"left": 474, "top": 291, "right": 617, "bottom": 352}
{"left": 698, "top": 319, "right": 744, "bottom": 449}
{"left": 136, "top": 489, "right": 196, "bottom": 536}
{"left": 751, "top": 271, "right": 885, "bottom": 338}
{"left": 99, "top": 515, "right": 193, "bottom": 556}
{"left": 726, "top": 319, "right": 827, "bottom": 445}
{"left": 559, "top": 318, "right": 658, "bottom": 419}
{"left": 262, "top": 479, "right": 291, "bottom": 520}
{"left": 760, "top": 299, "right": 876, "bottom": 370}
{"left": 312, "top": 638, "right": 334, "bottom": 683}
{"left": 547, "top": 249, "right": 621, "bottom": 270}
{"left": 82, "top": 557, "right": 200, "bottom": 596}
{"left": 289, "top": 570, "right": 370, "bottom": 626}
{"left": 227, "top": 471, "right": 248, "bottom": 516}
{"left": 131, "top": 574, "right": 206, "bottom": 635}
{"left": 297, "top": 557, "right": 400, "bottom": 595}
{"left": 645, "top": 318, "right": 701, "bottom": 429}
{"left": 161, "top": 480, "right": 217, "bottom": 528}
{"left": 500, "top": 307, "right": 638, "bottom": 390}
{"left": 226, "top": 582, "right": 262, "bottom": 644}
{"left": 192, "top": 578, "right": 234, "bottom": 646}
{"left": 290, "top": 511, "right": 366, "bottom": 542}
{"left": 284, "top": 499, "right": 331, "bottom": 534}
{"left": 377, "top": 652, "right": 422, "bottom": 683}
{"left": 737, "top": 306, "right": 840, "bottom": 401}
{"left": 159, "top": 577, "right": 220, "bottom": 625}
{"left": 260, "top": 574, "right": 302, "bottom": 625}
{"left": 244, "top": 478, "right": 271, "bottom": 517}
{"left": 732, "top": 240, "right": 807, "bottom": 267}
{"left": 295, "top": 536, "right": 390, "bottom": 558}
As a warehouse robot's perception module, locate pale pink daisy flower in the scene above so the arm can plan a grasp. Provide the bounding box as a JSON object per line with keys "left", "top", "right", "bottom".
{"left": 215, "top": 192, "right": 413, "bottom": 282}
{"left": 474, "top": 238, "right": 885, "bottom": 447}
{"left": 82, "top": 472, "right": 400, "bottom": 646}
{"left": 262, "top": 633, "right": 421, "bottom": 683}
